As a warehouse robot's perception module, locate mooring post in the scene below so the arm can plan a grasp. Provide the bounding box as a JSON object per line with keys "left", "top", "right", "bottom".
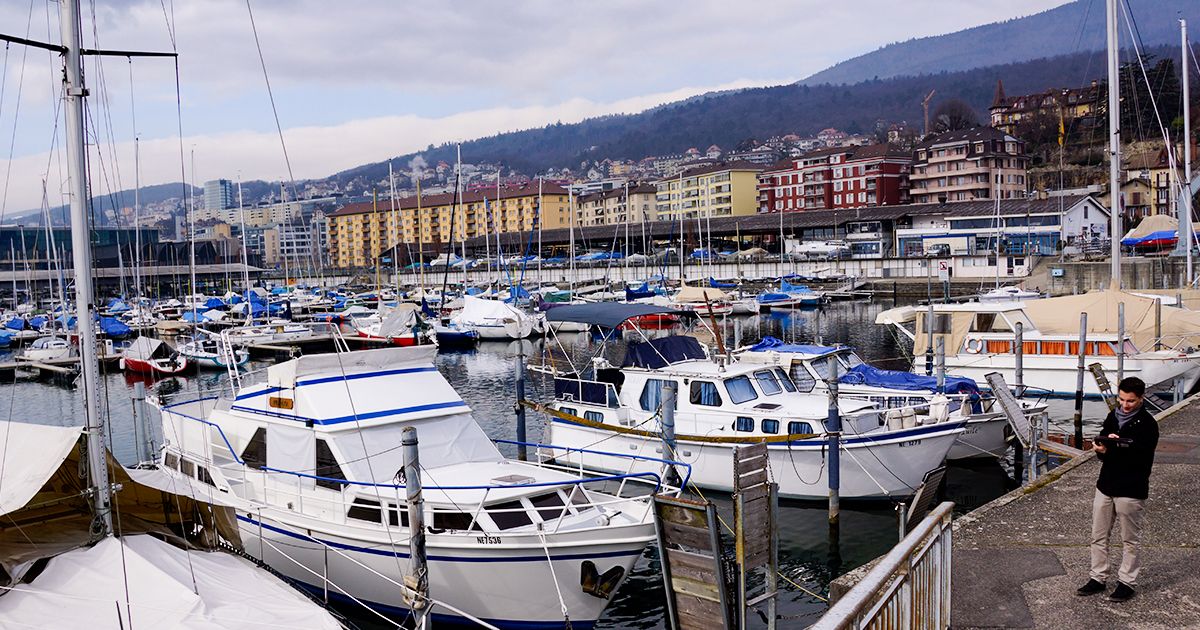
{"left": 515, "top": 353, "right": 528, "bottom": 461}
{"left": 402, "top": 427, "right": 430, "bottom": 627}
{"left": 1117, "top": 302, "right": 1125, "bottom": 382}
{"left": 924, "top": 302, "right": 934, "bottom": 376}
{"left": 131, "top": 381, "right": 148, "bottom": 463}
{"left": 661, "top": 381, "right": 680, "bottom": 487}
{"left": 1013, "top": 320, "right": 1026, "bottom": 483}
{"left": 935, "top": 336, "right": 945, "bottom": 394}
{"left": 897, "top": 502, "right": 908, "bottom": 539}
{"left": 1155, "top": 297, "right": 1163, "bottom": 351}
{"left": 1073, "top": 312, "right": 1088, "bottom": 450}
{"left": 826, "top": 360, "right": 841, "bottom": 532}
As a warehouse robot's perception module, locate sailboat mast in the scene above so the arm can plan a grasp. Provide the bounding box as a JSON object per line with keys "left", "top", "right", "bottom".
{"left": 237, "top": 178, "right": 250, "bottom": 301}
{"left": 1106, "top": 0, "right": 1122, "bottom": 290}
{"left": 133, "top": 138, "right": 142, "bottom": 302}
{"left": 61, "top": 0, "right": 112, "bottom": 535}
{"left": 568, "top": 187, "right": 576, "bottom": 296}
{"left": 188, "top": 148, "right": 198, "bottom": 313}
{"left": 416, "top": 177, "right": 425, "bottom": 294}
{"left": 537, "top": 177, "right": 543, "bottom": 284}
{"left": 1181, "top": 18, "right": 1194, "bottom": 285}
{"left": 456, "top": 145, "right": 467, "bottom": 288}
{"left": 388, "top": 161, "right": 400, "bottom": 296}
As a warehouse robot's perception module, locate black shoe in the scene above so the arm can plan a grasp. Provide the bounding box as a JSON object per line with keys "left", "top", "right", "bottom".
{"left": 1075, "top": 579, "right": 1106, "bottom": 596}
{"left": 1106, "top": 582, "right": 1135, "bottom": 602}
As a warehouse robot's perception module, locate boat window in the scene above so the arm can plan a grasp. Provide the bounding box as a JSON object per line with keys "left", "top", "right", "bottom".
{"left": 560, "top": 407, "right": 577, "bottom": 417}
{"left": 180, "top": 459, "right": 195, "bottom": 478}
{"left": 241, "top": 427, "right": 267, "bottom": 470}
{"left": 734, "top": 416, "right": 754, "bottom": 432}
{"left": 487, "top": 501, "right": 533, "bottom": 530}
{"left": 762, "top": 419, "right": 780, "bottom": 434}
{"left": 386, "top": 503, "right": 410, "bottom": 528}
{"left": 530, "top": 492, "right": 568, "bottom": 522}
{"left": 754, "top": 370, "right": 782, "bottom": 395}
{"left": 971, "top": 313, "right": 997, "bottom": 332}
{"left": 639, "top": 379, "right": 674, "bottom": 411}
{"left": 773, "top": 368, "right": 796, "bottom": 392}
{"left": 724, "top": 376, "right": 758, "bottom": 404}
{"left": 584, "top": 411, "right": 605, "bottom": 423}
{"left": 689, "top": 381, "right": 723, "bottom": 407}
{"left": 790, "top": 366, "right": 816, "bottom": 393}
{"left": 432, "top": 510, "right": 479, "bottom": 532}
{"left": 347, "top": 497, "right": 382, "bottom": 523}
{"left": 808, "top": 357, "right": 833, "bottom": 381}
{"left": 843, "top": 352, "right": 865, "bottom": 368}
{"left": 788, "top": 421, "right": 815, "bottom": 435}
{"left": 315, "top": 439, "right": 347, "bottom": 490}
{"left": 566, "top": 486, "right": 590, "bottom": 507}
{"left": 164, "top": 452, "right": 179, "bottom": 471}
{"left": 197, "top": 466, "right": 215, "bottom": 487}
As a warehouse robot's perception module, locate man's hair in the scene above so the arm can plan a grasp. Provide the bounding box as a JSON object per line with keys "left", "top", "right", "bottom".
{"left": 1117, "top": 377, "right": 1146, "bottom": 398}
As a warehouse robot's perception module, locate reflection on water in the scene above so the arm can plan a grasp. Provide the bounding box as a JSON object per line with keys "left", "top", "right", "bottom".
{"left": 0, "top": 299, "right": 1118, "bottom": 629}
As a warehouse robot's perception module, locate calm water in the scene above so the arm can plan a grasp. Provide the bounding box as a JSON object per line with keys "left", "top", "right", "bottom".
{"left": 0, "top": 300, "right": 1114, "bottom": 629}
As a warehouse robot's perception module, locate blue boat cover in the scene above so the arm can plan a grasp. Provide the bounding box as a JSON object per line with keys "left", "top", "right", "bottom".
{"left": 420, "top": 298, "right": 437, "bottom": 317}
{"left": 204, "top": 297, "right": 225, "bottom": 309}
{"left": 780, "top": 279, "right": 812, "bottom": 293}
{"left": 757, "top": 292, "right": 793, "bottom": 303}
{"left": 4, "top": 318, "right": 26, "bottom": 331}
{"left": 626, "top": 282, "right": 656, "bottom": 301}
{"left": 229, "top": 294, "right": 244, "bottom": 305}
{"left": 745, "top": 336, "right": 837, "bottom": 356}
{"left": 28, "top": 316, "right": 47, "bottom": 330}
{"left": 271, "top": 287, "right": 287, "bottom": 295}
{"left": 0, "top": 330, "right": 11, "bottom": 347}
{"left": 840, "top": 363, "right": 979, "bottom": 395}
{"left": 708, "top": 277, "right": 737, "bottom": 288}
{"left": 623, "top": 335, "right": 706, "bottom": 369}
{"left": 98, "top": 316, "right": 132, "bottom": 338}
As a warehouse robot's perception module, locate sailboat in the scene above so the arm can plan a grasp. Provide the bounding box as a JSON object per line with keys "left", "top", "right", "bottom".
{"left": 0, "top": 4, "right": 344, "bottom": 627}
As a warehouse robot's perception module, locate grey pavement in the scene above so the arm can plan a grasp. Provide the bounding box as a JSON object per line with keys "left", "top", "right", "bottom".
{"left": 951, "top": 397, "right": 1200, "bottom": 629}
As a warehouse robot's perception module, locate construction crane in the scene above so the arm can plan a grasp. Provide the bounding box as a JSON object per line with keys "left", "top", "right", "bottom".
{"left": 922, "top": 89, "right": 936, "bottom": 137}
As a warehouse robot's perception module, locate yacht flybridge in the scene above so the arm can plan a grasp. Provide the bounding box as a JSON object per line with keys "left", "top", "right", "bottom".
{"left": 877, "top": 290, "right": 1200, "bottom": 397}
{"left": 154, "top": 344, "right": 675, "bottom": 627}
{"left": 536, "top": 303, "right": 966, "bottom": 500}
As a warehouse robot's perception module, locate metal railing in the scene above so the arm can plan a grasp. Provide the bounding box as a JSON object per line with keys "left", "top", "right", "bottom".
{"left": 812, "top": 501, "right": 954, "bottom": 630}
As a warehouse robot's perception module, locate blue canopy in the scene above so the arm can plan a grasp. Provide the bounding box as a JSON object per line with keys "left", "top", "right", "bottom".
{"left": 229, "top": 294, "right": 244, "bottom": 305}
{"left": 270, "top": 287, "right": 287, "bottom": 295}
{"left": 543, "top": 256, "right": 567, "bottom": 264}
{"left": 745, "top": 336, "right": 838, "bottom": 356}
{"left": 840, "top": 363, "right": 979, "bottom": 395}
{"left": 626, "top": 282, "right": 656, "bottom": 301}
{"left": 0, "top": 330, "right": 12, "bottom": 347}
{"left": 690, "top": 248, "right": 716, "bottom": 259}
{"left": 756, "top": 292, "right": 794, "bottom": 304}
{"left": 98, "top": 316, "right": 132, "bottom": 338}
{"left": 181, "top": 311, "right": 204, "bottom": 323}
{"left": 28, "top": 315, "right": 48, "bottom": 330}
{"left": 780, "top": 279, "right": 812, "bottom": 293}
{"left": 105, "top": 298, "right": 130, "bottom": 313}
{"left": 204, "top": 297, "right": 225, "bottom": 309}
{"left": 546, "top": 302, "right": 683, "bottom": 329}
{"left": 708, "top": 277, "right": 737, "bottom": 288}
{"left": 4, "top": 318, "right": 26, "bottom": 331}
{"left": 623, "top": 335, "right": 707, "bottom": 369}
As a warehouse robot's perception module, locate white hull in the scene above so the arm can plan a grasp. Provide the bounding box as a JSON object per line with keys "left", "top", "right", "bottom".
{"left": 946, "top": 415, "right": 1009, "bottom": 460}
{"left": 939, "top": 351, "right": 1200, "bottom": 396}
{"left": 463, "top": 319, "right": 536, "bottom": 340}
{"left": 546, "top": 420, "right": 964, "bottom": 499}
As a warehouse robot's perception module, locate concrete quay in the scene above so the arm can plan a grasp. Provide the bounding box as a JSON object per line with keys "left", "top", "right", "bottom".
{"left": 950, "top": 396, "right": 1200, "bottom": 629}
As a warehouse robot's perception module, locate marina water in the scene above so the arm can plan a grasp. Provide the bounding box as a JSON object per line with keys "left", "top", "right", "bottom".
{"left": 3, "top": 299, "right": 1111, "bottom": 628}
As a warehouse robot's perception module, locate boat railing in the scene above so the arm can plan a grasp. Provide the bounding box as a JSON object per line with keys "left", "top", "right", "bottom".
{"left": 553, "top": 376, "right": 620, "bottom": 407}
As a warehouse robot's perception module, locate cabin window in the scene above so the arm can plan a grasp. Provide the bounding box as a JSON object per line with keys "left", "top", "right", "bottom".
{"left": 690, "top": 381, "right": 723, "bottom": 407}
{"left": 838, "top": 352, "right": 865, "bottom": 369}
{"left": 584, "top": 411, "right": 605, "bottom": 423}
{"left": 762, "top": 419, "right": 780, "bottom": 434}
{"left": 788, "top": 421, "right": 815, "bottom": 435}
{"left": 735, "top": 416, "right": 755, "bottom": 432}
{"left": 432, "top": 511, "right": 479, "bottom": 532}
{"left": 487, "top": 501, "right": 533, "bottom": 530}
{"left": 724, "top": 376, "right": 758, "bottom": 404}
{"left": 971, "top": 313, "right": 997, "bottom": 332}
{"left": 808, "top": 358, "right": 834, "bottom": 382}
{"left": 164, "top": 452, "right": 179, "bottom": 471}
{"left": 197, "top": 466, "right": 215, "bottom": 487}
{"left": 347, "top": 497, "right": 382, "bottom": 523}
{"left": 315, "top": 439, "right": 347, "bottom": 490}
{"left": 180, "top": 459, "right": 195, "bottom": 478}
{"left": 241, "top": 427, "right": 267, "bottom": 470}
{"left": 774, "top": 368, "right": 797, "bottom": 392}
{"left": 560, "top": 407, "right": 577, "bottom": 418}
{"left": 790, "top": 367, "right": 816, "bottom": 393}
{"left": 530, "top": 492, "right": 568, "bottom": 522}
{"left": 639, "top": 379, "right": 673, "bottom": 411}
{"left": 387, "top": 503, "right": 410, "bottom": 528}
{"left": 754, "top": 370, "right": 783, "bottom": 395}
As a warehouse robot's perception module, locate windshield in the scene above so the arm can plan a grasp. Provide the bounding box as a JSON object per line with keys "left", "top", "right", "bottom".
{"left": 774, "top": 368, "right": 796, "bottom": 392}
{"left": 724, "top": 376, "right": 758, "bottom": 404}
{"left": 754, "top": 370, "right": 782, "bottom": 395}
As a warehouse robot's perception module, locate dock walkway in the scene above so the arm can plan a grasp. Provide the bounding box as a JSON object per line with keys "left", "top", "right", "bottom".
{"left": 951, "top": 397, "right": 1200, "bottom": 629}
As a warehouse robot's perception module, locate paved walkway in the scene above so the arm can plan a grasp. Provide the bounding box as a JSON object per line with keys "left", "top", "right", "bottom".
{"left": 951, "top": 396, "right": 1200, "bottom": 629}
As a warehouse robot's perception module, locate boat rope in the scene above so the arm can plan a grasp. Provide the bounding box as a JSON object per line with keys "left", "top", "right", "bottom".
{"left": 536, "top": 529, "right": 572, "bottom": 629}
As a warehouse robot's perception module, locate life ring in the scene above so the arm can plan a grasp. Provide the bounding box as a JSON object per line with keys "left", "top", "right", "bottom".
{"left": 965, "top": 338, "right": 983, "bottom": 353}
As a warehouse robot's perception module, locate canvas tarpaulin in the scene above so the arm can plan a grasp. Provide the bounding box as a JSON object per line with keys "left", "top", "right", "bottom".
{"left": 673, "top": 284, "right": 729, "bottom": 303}
{"left": 1021, "top": 290, "right": 1200, "bottom": 352}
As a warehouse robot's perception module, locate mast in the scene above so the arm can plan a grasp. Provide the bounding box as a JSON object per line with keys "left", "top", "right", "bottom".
{"left": 373, "top": 187, "right": 381, "bottom": 296}
{"left": 1107, "top": 0, "right": 1122, "bottom": 290}
{"left": 133, "top": 138, "right": 142, "bottom": 304}
{"left": 416, "top": 175, "right": 425, "bottom": 295}
{"left": 62, "top": 0, "right": 112, "bottom": 534}
{"left": 456, "top": 144, "right": 467, "bottom": 289}
{"left": 568, "top": 186, "right": 576, "bottom": 296}
{"left": 388, "top": 161, "right": 400, "bottom": 296}
{"left": 1181, "top": 18, "right": 1194, "bottom": 285}
{"left": 537, "top": 176, "right": 543, "bottom": 286}
{"left": 188, "top": 148, "right": 198, "bottom": 315}
{"left": 236, "top": 177, "right": 251, "bottom": 320}
{"left": 624, "top": 181, "right": 630, "bottom": 280}
{"left": 678, "top": 171, "right": 685, "bottom": 283}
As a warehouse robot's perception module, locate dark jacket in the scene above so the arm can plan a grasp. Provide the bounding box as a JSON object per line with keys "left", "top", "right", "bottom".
{"left": 1096, "top": 405, "right": 1158, "bottom": 500}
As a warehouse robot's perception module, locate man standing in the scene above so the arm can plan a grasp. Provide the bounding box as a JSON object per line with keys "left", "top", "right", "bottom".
{"left": 1075, "top": 377, "right": 1159, "bottom": 602}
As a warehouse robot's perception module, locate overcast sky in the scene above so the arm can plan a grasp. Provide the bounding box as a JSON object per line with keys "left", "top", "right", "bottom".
{"left": 0, "top": 0, "right": 1069, "bottom": 214}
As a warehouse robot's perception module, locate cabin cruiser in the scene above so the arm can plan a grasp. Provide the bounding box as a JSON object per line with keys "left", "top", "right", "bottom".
{"left": 18, "top": 336, "right": 71, "bottom": 361}
{"left": 153, "top": 345, "right": 673, "bottom": 627}
{"left": 977, "top": 285, "right": 1042, "bottom": 303}
{"left": 224, "top": 320, "right": 326, "bottom": 347}
{"left": 177, "top": 330, "right": 249, "bottom": 370}
{"left": 353, "top": 304, "right": 435, "bottom": 346}
{"left": 451, "top": 295, "right": 540, "bottom": 340}
{"left": 876, "top": 290, "right": 1200, "bottom": 397}
{"left": 734, "top": 337, "right": 1049, "bottom": 459}
{"left": 537, "top": 304, "right": 965, "bottom": 499}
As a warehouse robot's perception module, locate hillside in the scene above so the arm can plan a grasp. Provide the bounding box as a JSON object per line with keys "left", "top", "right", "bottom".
{"left": 336, "top": 45, "right": 1177, "bottom": 187}
{"left": 800, "top": 0, "right": 1199, "bottom": 86}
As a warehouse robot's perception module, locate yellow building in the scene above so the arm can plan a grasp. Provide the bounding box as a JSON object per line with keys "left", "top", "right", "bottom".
{"left": 654, "top": 162, "right": 762, "bottom": 221}
{"left": 328, "top": 182, "right": 570, "bottom": 269}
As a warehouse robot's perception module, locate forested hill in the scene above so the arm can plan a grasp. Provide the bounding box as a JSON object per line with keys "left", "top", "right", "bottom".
{"left": 335, "top": 44, "right": 1171, "bottom": 186}
{"left": 800, "top": 0, "right": 1199, "bottom": 86}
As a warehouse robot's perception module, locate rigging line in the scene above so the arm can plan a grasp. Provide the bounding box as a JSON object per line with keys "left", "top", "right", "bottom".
{"left": 156, "top": 0, "right": 177, "bottom": 51}
{"left": 0, "top": 0, "right": 37, "bottom": 223}
{"left": 1118, "top": 1, "right": 1179, "bottom": 164}
{"left": 86, "top": 0, "right": 128, "bottom": 216}
{"left": 244, "top": 0, "right": 297, "bottom": 202}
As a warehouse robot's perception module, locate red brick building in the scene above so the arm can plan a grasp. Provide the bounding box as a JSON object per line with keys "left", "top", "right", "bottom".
{"left": 757, "top": 144, "right": 911, "bottom": 213}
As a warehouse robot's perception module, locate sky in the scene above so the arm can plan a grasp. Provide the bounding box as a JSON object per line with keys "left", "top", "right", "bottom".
{"left": 0, "top": 0, "right": 1070, "bottom": 215}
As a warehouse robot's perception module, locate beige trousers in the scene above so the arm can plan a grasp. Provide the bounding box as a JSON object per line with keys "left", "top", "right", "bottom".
{"left": 1090, "top": 489, "right": 1145, "bottom": 586}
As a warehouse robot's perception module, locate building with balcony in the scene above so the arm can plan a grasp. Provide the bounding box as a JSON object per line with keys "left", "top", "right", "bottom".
{"left": 327, "top": 182, "right": 570, "bottom": 269}
{"left": 988, "top": 79, "right": 1103, "bottom": 136}
{"left": 758, "top": 144, "right": 911, "bottom": 213}
{"left": 654, "top": 162, "right": 762, "bottom": 221}
{"left": 910, "top": 127, "right": 1029, "bottom": 204}
{"left": 575, "top": 184, "right": 657, "bottom": 227}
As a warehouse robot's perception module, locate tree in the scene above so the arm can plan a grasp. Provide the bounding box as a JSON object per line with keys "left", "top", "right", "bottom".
{"left": 931, "top": 98, "right": 980, "bottom": 133}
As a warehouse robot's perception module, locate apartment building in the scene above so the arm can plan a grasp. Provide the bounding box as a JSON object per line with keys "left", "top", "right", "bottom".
{"left": 909, "top": 127, "right": 1029, "bottom": 204}
{"left": 575, "top": 184, "right": 657, "bottom": 227}
{"left": 654, "top": 162, "right": 762, "bottom": 221}
{"left": 757, "top": 144, "right": 911, "bottom": 213}
{"left": 988, "top": 79, "right": 1103, "bottom": 136}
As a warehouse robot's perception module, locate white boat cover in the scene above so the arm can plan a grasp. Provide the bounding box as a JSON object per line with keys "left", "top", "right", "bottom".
{"left": 0, "top": 423, "right": 82, "bottom": 516}
{"left": 1021, "top": 290, "right": 1200, "bottom": 352}
{"left": 123, "top": 336, "right": 169, "bottom": 361}
{"left": 0, "top": 534, "right": 344, "bottom": 629}
{"left": 455, "top": 295, "right": 529, "bottom": 323}
{"left": 377, "top": 303, "right": 420, "bottom": 337}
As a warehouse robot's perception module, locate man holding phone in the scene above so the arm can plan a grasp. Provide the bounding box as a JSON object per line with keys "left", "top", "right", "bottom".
{"left": 1075, "top": 376, "right": 1159, "bottom": 602}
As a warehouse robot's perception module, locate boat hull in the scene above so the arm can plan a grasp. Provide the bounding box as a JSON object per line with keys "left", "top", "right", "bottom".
{"left": 122, "top": 356, "right": 189, "bottom": 375}
{"left": 937, "top": 351, "right": 1200, "bottom": 397}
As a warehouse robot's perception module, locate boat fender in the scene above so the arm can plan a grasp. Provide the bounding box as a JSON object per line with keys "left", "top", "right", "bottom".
{"left": 965, "top": 338, "right": 983, "bottom": 353}
{"left": 928, "top": 394, "right": 950, "bottom": 423}
{"left": 901, "top": 408, "right": 918, "bottom": 429}
{"left": 885, "top": 409, "right": 904, "bottom": 431}
{"left": 118, "top": 358, "right": 125, "bottom": 370}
